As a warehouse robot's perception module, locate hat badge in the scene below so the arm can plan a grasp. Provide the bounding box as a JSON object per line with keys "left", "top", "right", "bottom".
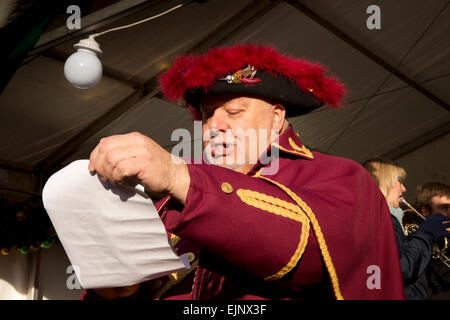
{"left": 221, "top": 65, "right": 262, "bottom": 85}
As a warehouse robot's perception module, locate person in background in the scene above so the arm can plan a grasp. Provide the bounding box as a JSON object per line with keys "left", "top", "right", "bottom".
{"left": 363, "top": 159, "right": 450, "bottom": 299}
{"left": 414, "top": 182, "right": 450, "bottom": 299}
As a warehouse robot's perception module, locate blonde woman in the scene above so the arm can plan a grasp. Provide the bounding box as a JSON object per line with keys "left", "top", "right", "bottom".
{"left": 363, "top": 158, "right": 450, "bottom": 300}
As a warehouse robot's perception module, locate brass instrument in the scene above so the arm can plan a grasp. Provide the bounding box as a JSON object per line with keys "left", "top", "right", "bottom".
{"left": 401, "top": 198, "right": 450, "bottom": 269}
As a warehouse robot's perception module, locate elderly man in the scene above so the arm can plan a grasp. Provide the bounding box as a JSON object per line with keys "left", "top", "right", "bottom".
{"left": 86, "top": 44, "right": 404, "bottom": 300}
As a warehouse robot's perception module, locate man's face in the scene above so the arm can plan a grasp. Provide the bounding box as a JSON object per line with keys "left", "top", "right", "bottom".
{"left": 425, "top": 195, "right": 450, "bottom": 218}
{"left": 200, "top": 96, "right": 284, "bottom": 174}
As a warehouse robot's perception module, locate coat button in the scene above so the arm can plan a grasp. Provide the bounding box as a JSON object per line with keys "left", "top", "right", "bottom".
{"left": 221, "top": 182, "right": 233, "bottom": 194}
{"left": 186, "top": 252, "right": 196, "bottom": 262}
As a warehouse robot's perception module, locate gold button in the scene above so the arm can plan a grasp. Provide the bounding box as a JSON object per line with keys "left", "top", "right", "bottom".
{"left": 186, "top": 252, "right": 195, "bottom": 262}
{"left": 221, "top": 182, "right": 233, "bottom": 194}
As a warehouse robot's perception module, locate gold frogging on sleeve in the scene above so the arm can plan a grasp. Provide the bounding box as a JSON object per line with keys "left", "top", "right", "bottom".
{"left": 236, "top": 189, "right": 310, "bottom": 281}
{"left": 256, "top": 176, "right": 344, "bottom": 300}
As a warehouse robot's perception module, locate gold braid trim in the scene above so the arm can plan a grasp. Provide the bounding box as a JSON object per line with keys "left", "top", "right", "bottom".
{"left": 271, "top": 142, "right": 314, "bottom": 159}
{"left": 236, "top": 189, "right": 310, "bottom": 281}
{"left": 170, "top": 233, "right": 181, "bottom": 247}
{"left": 271, "top": 135, "right": 314, "bottom": 160}
{"left": 157, "top": 196, "right": 171, "bottom": 213}
{"left": 153, "top": 260, "right": 198, "bottom": 300}
{"left": 288, "top": 137, "right": 314, "bottom": 159}
{"left": 256, "top": 176, "right": 344, "bottom": 300}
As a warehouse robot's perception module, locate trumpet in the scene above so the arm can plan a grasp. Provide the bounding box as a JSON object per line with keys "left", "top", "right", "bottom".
{"left": 401, "top": 198, "right": 450, "bottom": 270}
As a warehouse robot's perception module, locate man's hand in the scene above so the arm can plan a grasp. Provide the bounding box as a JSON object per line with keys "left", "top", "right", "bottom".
{"left": 88, "top": 132, "right": 190, "bottom": 204}
{"left": 418, "top": 213, "right": 450, "bottom": 241}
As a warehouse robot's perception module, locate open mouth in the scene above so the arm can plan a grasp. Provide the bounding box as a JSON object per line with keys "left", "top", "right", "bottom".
{"left": 211, "top": 142, "right": 234, "bottom": 157}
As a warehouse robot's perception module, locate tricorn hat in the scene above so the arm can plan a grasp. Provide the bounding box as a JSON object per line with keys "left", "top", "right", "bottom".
{"left": 159, "top": 43, "right": 346, "bottom": 117}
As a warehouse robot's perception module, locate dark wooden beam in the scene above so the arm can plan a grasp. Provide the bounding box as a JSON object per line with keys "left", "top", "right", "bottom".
{"left": 28, "top": 0, "right": 170, "bottom": 57}
{"left": 381, "top": 121, "right": 450, "bottom": 160}
{"left": 0, "top": 160, "right": 36, "bottom": 174}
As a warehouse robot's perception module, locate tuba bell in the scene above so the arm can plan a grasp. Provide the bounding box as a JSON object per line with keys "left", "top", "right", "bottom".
{"left": 401, "top": 198, "right": 450, "bottom": 270}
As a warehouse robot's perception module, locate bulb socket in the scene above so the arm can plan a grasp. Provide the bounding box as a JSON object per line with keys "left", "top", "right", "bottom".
{"left": 74, "top": 37, "right": 102, "bottom": 56}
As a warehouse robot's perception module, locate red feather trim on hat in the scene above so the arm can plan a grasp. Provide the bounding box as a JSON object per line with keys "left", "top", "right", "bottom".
{"left": 159, "top": 44, "right": 346, "bottom": 107}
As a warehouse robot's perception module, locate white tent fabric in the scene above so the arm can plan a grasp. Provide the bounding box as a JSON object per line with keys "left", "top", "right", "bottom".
{"left": 0, "top": 251, "right": 30, "bottom": 300}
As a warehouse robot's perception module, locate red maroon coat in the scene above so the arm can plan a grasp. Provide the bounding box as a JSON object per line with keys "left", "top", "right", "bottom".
{"left": 83, "top": 126, "right": 404, "bottom": 300}
{"left": 158, "top": 126, "right": 405, "bottom": 300}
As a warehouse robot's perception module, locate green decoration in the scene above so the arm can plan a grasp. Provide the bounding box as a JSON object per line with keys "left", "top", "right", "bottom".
{"left": 18, "top": 245, "right": 30, "bottom": 255}
{"left": 41, "top": 236, "right": 55, "bottom": 249}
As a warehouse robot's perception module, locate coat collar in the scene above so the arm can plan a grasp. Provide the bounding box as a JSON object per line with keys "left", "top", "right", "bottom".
{"left": 247, "top": 126, "right": 314, "bottom": 176}
{"left": 271, "top": 125, "right": 314, "bottom": 160}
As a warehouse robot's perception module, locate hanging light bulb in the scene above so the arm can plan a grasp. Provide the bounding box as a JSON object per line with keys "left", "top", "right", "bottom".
{"left": 63, "top": 3, "right": 185, "bottom": 89}
{"left": 64, "top": 37, "right": 102, "bottom": 89}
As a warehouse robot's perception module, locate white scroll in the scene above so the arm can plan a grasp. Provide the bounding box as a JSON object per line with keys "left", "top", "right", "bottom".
{"left": 42, "top": 160, "right": 189, "bottom": 289}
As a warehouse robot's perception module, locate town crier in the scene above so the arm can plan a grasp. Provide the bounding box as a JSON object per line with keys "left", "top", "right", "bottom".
{"left": 84, "top": 43, "right": 405, "bottom": 300}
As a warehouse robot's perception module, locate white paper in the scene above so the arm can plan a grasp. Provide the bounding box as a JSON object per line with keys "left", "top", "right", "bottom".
{"left": 42, "top": 159, "right": 189, "bottom": 289}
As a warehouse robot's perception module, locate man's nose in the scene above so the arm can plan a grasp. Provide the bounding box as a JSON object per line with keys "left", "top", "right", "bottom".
{"left": 206, "top": 109, "right": 229, "bottom": 131}
{"left": 401, "top": 184, "right": 406, "bottom": 192}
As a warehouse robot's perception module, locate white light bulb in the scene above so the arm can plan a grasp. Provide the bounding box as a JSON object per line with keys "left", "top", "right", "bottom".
{"left": 64, "top": 37, "right": 103, "bottom": 89}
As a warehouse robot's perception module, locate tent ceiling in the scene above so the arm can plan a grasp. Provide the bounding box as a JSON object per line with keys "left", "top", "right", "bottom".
{"left": 0, "top": 56, "right": 134, "bottom": 166}
{"left": 51, "top": 0, "right": 257, "bottom": 84}
{"left": 0, "top": 0, "right": 449, "bottom": 201}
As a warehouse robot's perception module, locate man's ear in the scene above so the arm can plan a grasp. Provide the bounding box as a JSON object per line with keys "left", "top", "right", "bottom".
{"left": 272, "top": 104, "right": 286, "bottom": 131}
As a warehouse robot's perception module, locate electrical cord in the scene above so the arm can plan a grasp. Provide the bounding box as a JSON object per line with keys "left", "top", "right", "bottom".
{"left": 89, "top": 3, "right": 184, "bottom": 39}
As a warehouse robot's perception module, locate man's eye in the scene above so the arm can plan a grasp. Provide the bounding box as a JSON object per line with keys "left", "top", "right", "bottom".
{"left": 227, "top": 110, "right": 242, "bottom": 115}
{"left": 201, "top": 110, "right": 214, "bottom": 120}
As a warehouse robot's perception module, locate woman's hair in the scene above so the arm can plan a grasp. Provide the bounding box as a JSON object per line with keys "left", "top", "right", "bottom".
{"left": 362, "top": 158, "right": 406, "bottom": 198}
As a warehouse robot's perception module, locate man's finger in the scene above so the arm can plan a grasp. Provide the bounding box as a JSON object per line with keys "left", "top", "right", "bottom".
{"left": 111, "top": 157, "right": 139, "bottom": 186}
{"left": 90, "top": 138, "right": 125, "bottom": 178}
{"left": 89, "top": 133, "right": 146, "bottom": 171}
{"left": 88, "top": 146, "right": 99, "bottom": 172}
{"left": 103, "top": 146, "right": 141, "bottom": 182}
